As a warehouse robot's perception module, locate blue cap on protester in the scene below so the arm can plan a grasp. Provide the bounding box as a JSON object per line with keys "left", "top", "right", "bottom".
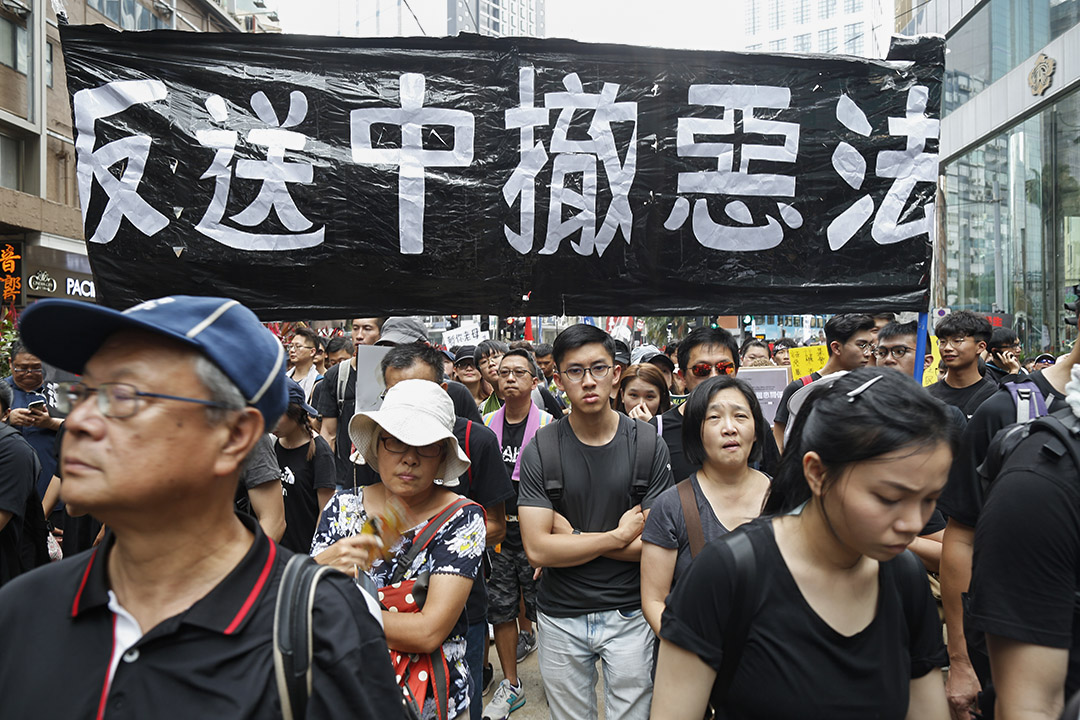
{"left": 18, "top": 295, "right": 288, "bottom": 427}
{"left": 285, "top": 377, "right": 318, "bottom": 417}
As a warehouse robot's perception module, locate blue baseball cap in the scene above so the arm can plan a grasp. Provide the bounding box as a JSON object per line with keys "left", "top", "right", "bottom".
{"left": 285, "top": 377, "right": 318, "bottom": 417}
{"left": 18, "top": 295, "right": 288, "bottom": 427}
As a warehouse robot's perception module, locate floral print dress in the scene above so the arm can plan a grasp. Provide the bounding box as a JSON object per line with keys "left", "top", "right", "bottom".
{"left": 311, "top": 487, "right": 486, "bottom": 720}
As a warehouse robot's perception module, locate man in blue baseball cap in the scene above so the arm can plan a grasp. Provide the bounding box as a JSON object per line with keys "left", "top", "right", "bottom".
{"left": 0, "top": 295, "right": 405, "bottom": 718}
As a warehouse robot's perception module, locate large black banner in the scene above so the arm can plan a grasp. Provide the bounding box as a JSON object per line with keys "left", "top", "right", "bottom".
{"left": 61, "top": 25, "right": 943, "bottom": 319}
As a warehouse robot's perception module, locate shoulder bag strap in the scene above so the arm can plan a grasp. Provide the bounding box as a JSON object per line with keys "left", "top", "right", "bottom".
{"left": 714, "top": 529, "right": 757, "bottom": 701}
{"left": 390, "top": 497, "right": 477, "bottom": 585}
{"left": 535, "top": 422, "right": 564, "bottom": 505}
{"left": 274, "top": 553, "right": 337, "bottom": 720}
{"left": 464, "top": 420, "right": 473, "bottom": 490}
{"left": 677, "top": 477, "right": 706, "bottom": 559}
{"left": 631, "top": 418, "right": 656, "bottom": 505}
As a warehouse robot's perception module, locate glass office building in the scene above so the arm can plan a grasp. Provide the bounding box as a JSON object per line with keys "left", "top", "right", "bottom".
{"left": 900, "top": 0, "right": 1080, "bottom": 353}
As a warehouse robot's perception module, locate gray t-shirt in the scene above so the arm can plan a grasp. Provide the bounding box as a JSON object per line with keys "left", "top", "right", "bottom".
{"left": 641, "top": 473, "right": 731, "bottom": 589}
{"left": 517, "top": 414, "right": 673, "bottom": 617}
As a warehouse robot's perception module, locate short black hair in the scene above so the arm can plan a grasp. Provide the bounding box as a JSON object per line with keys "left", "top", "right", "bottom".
{"left": 0, "top": 381, "right": 11, "bottom": 414}
{"left": 740, "top": 338, "right": 771, "bottom": 358}
{"left": 474, "top": 339, "right": 509, "bottom": 364}
{"left": 772, "top": 337, "right": 798, "bottom": 351}
{"left": 509, "top": 340, "right": 535, "bottom": 353}
{"left": 552, "top": 324, "right": 615, "bottom": 368}
{"left": 877, "top": 320, "right": 919, "bottom": 344}
{"left": 682, "top": 376, "right": 768, "bottom": 468}
{"left": 987, "top": 327, "right": 1019, "bottom": 352}
{"left": 935, "top": 310, "right": 992, "bottom": 345}
{"left": 325, "top": 336, "right": 354, "bottom": 355}
{"left": 292, "top": 327, "right": 320, "bottom": 349}
{"left": 8, "top": 340, "right": 28, "bottom": 361}
{"left": 677, "top": 327, "right": 740, "bottom": 375}
{"left": 824, "top": 314, "right": 875, "bottom": 352}
{"left": 380, "top": 342, "right": 444, "bottom": 384}
{"left": 872, "top": 312, "right": 897, "bottom": 323}
{"left": 534, "top": 343, "right": 554, "bottom": 358}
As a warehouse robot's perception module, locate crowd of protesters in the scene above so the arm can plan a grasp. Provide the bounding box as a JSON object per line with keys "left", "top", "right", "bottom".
{"left": 0, "top": 301, "right": 1078, "bottom": 720}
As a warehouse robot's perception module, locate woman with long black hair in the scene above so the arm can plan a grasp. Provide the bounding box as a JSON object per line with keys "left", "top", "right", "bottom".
{"left": 651, "top": 368, "right": 956, "bottom": 720}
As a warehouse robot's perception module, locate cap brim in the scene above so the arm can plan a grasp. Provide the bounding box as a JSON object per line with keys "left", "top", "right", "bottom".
{"left": 19, "top": 300, "right": 202, "bottom": 375}
{"left": 647, "top": 355, "right": 675, "bottom": 371}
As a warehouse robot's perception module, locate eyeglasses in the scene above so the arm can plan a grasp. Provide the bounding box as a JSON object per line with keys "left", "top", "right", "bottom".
{"left": 454, "top": 358, "right": 476, "bottom": 369}
{"left": 288, "top": 343, "right": 315, "bottom": 351}
{"left": 56, "top": 381, "right": 232, "bottom": 419}
{"left": 939, "top": 336, "right": 970, "bottom": 348}
{"left": 689, "top": 361, "right": 736, "bottom": 378}
{"left": 559, "top": 363, "right": 612, "bottom": 382}
{"left": 851, "top": 340, "right": 876, "bottom": 355}
{"left": 497, "top": 368, "right": 532, "bottom": 379}
{"left": 873, "top": 345, "right": 915, "bottom": 360}
{"left": 12, "top": 366, "right": 42, "bottom": 375}
{"left": 378, "top": 435, "right": 444, "bottom": 458}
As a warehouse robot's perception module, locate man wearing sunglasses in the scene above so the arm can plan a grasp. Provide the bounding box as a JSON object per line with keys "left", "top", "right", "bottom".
{"left": 0, "top": 295, "right": 404, "bottom": 719}
{"left": 771, "top": 313, "right": 876, "bottom": 453}
{"left": 518, "top": 324, "right": 673, "bottom": 720}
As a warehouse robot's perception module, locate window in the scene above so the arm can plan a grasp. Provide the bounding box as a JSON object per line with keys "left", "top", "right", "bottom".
{"left": 844, "top": 0, "right": 863, "bottom": 12}
{"left": 793, "top": 33, "right": 811, "bottom": 52}
{"left": 121, "top": 0, "right": 136, "bottom": 29}
{"left": 747, "top": 43, "right": 762, "bottom": 51}
{"left": 768, "top": 0, "right": 784, "bottom": 30}
{"left": 819, "top": 0, "right": 835, "bottom": 19}
{"left": 0, "top": 17, "right": 28, "bottom": 75}
{"left": 844, "top": 22, "right": 863, "bottom": 54}
{"left": 768, "top": 38, "right": 787, "bottom": 51}
{"left": 818, "top": 27, "right": 836, "bottom": 52}
{"left": 45, "top": 42, "right": 52, "bottom": 87}
{"left": 793, "top": 0, "right": 810, "bottom": 23}
{"left": 0, "top": 133, "right": 20, "bottom": 191}
{"left": 745, "top": 0, "right": 760, "bottom": 35}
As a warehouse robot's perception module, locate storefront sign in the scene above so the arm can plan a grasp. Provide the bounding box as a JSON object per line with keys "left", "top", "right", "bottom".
{"left": 1, "top": 243, "right": 22, "bottom": 306}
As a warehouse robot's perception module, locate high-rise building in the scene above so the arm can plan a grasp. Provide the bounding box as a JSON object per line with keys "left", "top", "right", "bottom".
{"left": 743, "top": 0, "right": 892, "bottom": 58}
{"left": 899, "top": 0, "right": 1080, "bottom": 353}
{"left": 343, "top": 0, "right": 545, "bottom": 39}
{"left": 0, "top": 0, "right": 270, "bottom": 308}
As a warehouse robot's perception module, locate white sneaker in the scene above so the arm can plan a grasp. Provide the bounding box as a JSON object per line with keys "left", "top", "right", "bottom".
{"left": 482, "top": 678, "right": 526, "bottom": 720}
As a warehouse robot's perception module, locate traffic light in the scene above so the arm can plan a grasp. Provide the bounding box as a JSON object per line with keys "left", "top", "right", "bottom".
{"left": 741, "top": 314, "right": 752, "bottom": 334}
{"left": 1065, "top": 284, "right": 1080, "bottom": 327}
{"left": 448, "top": 314, "right": 460, "bottom": 329}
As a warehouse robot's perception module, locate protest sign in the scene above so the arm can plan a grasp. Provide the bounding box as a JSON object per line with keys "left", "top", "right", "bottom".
{"left": 61, "top": 26, "right": 943, "bottom": 318}
{"left": 788, "top": 345, "right": 830, "bottom": 380}
{"left": 738, "top": 366, "right": 792, "bottom": 425}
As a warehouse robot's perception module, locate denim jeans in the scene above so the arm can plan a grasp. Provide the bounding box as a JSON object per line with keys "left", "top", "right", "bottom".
{"left": 464, "top": 620, "right": 486, "bottom": 720}
{"left": 537, "top": 609, "right": 656, "bottom": 720}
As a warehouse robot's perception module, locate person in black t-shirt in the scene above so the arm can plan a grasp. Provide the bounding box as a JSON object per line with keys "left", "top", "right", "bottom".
{"left": 273, "top": 379, "right": 337, "bottom": 553}
{"left": 927, "top": 310, "right": 998, "bottom": 419}
{"left": 0, "top": 381, "right": 39, "bottom": 588}
{"left": 655, "top": 369, "right": 953, "bottom": 719}
{"left": 772, "top": 313, "right": 876, "bottom": 453}
{"left": 967, "top": 370, "right": 1080, "bottom": 718}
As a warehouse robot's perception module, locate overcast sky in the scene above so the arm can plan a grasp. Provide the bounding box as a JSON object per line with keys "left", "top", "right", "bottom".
{"left": 277, "top": 0, "right": 746, "bottom": 51}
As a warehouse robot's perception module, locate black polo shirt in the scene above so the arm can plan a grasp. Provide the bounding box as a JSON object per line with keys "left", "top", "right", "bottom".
{"left": 0, "top": 514, "right": 405, "bottom": 719}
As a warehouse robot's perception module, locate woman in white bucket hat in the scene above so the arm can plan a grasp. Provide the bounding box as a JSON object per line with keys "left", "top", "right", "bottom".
{"left": 311, "top": 379, "right": 486, "bottom": 719}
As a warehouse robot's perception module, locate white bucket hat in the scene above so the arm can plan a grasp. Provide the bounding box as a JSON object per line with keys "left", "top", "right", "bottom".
{"left": 348, "top": 379, "right": 470, "bottom": 486}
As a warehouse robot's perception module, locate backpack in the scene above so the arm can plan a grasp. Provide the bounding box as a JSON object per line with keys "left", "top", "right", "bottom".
{"left": 797, "top": 374, "right": 814, "bottom": 387}
{"left": 0, "top": 425, "right": 48, "bottom": 574}
{"left": 977, "top": 405, "right": 1080, "bottom": 501}
{"left": 534, "top": 416, "right": 656, "bottom": 508}
{"left": 1002, "top": 378, "right": 1048, "bottom": 424}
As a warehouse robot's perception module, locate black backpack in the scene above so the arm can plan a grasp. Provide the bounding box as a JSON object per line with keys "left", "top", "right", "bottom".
{"left": 534, "top": 416, "right": 656, "bottom": 508}
{"left": 978, "top": 405, "right": 1080, "bottom": 500}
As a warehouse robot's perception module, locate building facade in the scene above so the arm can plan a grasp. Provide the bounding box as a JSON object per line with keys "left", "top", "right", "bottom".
{"left": 900, "top": 0, "right": 1080, "bottom": 354}
{"left": 743, "top": 0, "right": 893, "bottom": 57}
{"left": 0, "top": 0, "right": 270, "bottom": 309}
{"left": 340, "top": 0, "right": 544, "bottom": 39}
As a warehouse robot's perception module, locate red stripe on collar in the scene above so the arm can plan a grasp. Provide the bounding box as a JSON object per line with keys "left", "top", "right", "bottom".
{"left": 72, "top": 547, "right": 99, "bottom": 618}
{"left": 223, "top": 539, "right": 277, "bottom": 635}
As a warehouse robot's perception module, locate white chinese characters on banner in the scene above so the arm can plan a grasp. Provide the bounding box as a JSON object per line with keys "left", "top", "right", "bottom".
{"left": 504, "top": 68, "right": 638, "bottom": 257}
{"left": 351, "top": 73, "right": 475, "bottom": 254}
{"left": 443, "top": 323, "right": 490, "bottom": 347}
{"left": 73, "top": 79, "right": 170, "bottom": 244}
{"left": 194, "top": 90, "right": 325, "bottom": 251}
{"left": 826, "top": 86, "right": 938, "bottom": 250}
{"left": 664, "top": 85, "right": 802, "bottom": 251}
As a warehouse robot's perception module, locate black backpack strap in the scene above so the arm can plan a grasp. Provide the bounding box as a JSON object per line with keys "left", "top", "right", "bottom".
{"left": 630, "top": 418, "right": 657, "bottom": 506}
{"left": 535, "top": 422, "right": 563, "bottom": 506}
{"left": 1030, "top": 407, "right": 1080, "bottom": 472}
{"left": 714, "top": 528, "right": 758, "bottom": 701}
{"left": 274, "top": 553, "right": 337, "bottom": 720}
{"left": 390, "top": 497, "right": 476, "bottom": 585}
